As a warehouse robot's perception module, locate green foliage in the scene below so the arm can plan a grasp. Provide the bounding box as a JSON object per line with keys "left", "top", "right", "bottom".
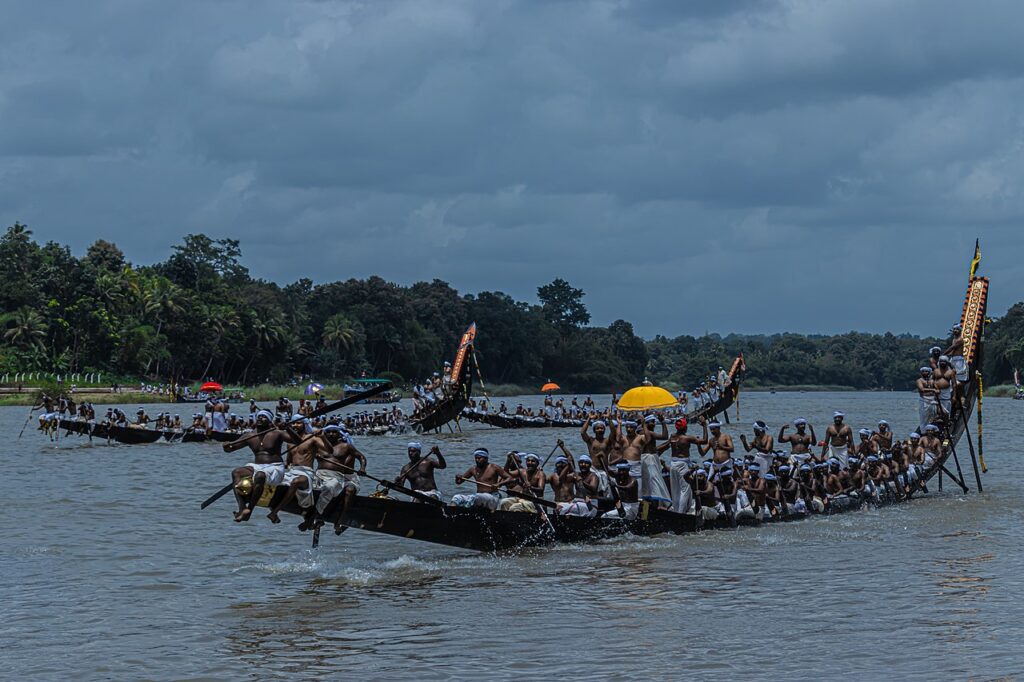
{"left": 0, "top": 223, "right": 1019, "bottom": 393}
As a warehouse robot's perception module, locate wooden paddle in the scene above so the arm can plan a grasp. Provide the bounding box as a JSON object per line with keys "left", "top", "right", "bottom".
{"left": 222, "top": 382, "right": 392, "bottom": 452}
{"left": 16, "top": 407, "right": 36, "bottom": 440}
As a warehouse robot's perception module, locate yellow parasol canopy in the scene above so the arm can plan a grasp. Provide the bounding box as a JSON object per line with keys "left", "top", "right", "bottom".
{"left": 616, "top": 383, "right": 679, "bottom": 411}
{"left": 541, "top": 382, "right": 560, "bottom": 392}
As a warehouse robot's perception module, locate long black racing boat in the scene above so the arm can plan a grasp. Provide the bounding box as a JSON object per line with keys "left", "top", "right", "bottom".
{"left": 237, "top": 274, "right": 990, "bottom": 553}
{"left": 409, "top": 323, "right": 476, "bottom": 434}
{"left": 460, "top": 354, "right": 746, "bottom": 431}
{"left": 56, "top": 418, "right": 248, "bottom": 445}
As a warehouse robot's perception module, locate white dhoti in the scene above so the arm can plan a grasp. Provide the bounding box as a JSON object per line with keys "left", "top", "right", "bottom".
{"left": 734, "top": 489, "right": 756, "bottom": 520}
{"left": 416, "top": 489, "right": 444, "bottom": 502}
{"left": 211, "top": 411, "right": 228, "bottom": 432}
{"left": 449, "top": 492, "right": 500, "bottom": 510}
{"left": 829, "top": 444, "right": 849, "bottom": 468}
{"left": 811, "top": 496, "right": 825, "bottom": 513}
{"left": 951, "top": 355, "right": 968, "bottom": 382}
{"left": 919, "top": 397, "right": 938, "bottom": 432}
{"left": 669, "top": 459, "right": 695, "bottom": 513}
{"left": 789, "top": 498, "right": 808, "bottom": 514}
{"left": 315, "top": 469, "right": 359, "bottom": 514}
{"left": 639, "top": 453, "right": 671, "bottom": 506}
{"left": 246, "top": 462, "right": 285, "bottom": 486}
{"left": 626, "top": 460, "right": 642, "bottom": 479}
{"left": 557, "top": 500, "right": 597, "bottom": 517}
{"left": 282, "top": 465, "right": 315, "bottom": 508}
{"left": 616, "top": 501, "right": 639, "bottom": 520}
{"left": 938, "top": 388, "right": 952, "bottom": 417}
{"left": 699, "top": 505, "right": 720, "bottom": 521}
{"left": 499, "top": 497, "right": 537, "bottom": 513}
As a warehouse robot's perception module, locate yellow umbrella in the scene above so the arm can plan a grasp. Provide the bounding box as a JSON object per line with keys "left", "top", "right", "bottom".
{"left": 616, "top": 383, "right": 679, "bottom": 411}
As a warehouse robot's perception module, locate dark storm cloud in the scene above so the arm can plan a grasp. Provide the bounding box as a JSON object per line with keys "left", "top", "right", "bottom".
{"left": 1, "top": 0, "right": 1021, "bottom": 337}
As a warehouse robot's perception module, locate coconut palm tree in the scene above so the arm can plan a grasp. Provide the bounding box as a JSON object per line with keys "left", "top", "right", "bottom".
{"left": 2, "top": 306, "right": 46, "bottom": 351}
{"left": 322, "top": 313, "right": 357, "bottom": 353}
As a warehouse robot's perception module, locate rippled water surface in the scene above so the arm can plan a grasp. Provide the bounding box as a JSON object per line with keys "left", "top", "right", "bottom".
{"left": 3, "top": 392, "right": 1022, "bottom": 680}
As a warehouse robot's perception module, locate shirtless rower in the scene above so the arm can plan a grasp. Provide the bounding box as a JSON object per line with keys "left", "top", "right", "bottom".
{"left": 580, "top": 413, "right": 616, "bottom": 463}
{"left": 855, "top": 429, "right": 878, "bottom": 460}
{"left": 555, "top": 453, "right": 603, "bottom": 517}
{"left": 657, "top": 417, "right": 705, "bottom": 513}
{"left": 820, "top": 412, "right": 855, "bottom": 466}
{"left": 499, "top": 453, "right": 546, "bottom": 512}
{"left": 945, "top": 323, "right": 969, "bottom": 402}
{"left": 394, "top": 442, "right": 447, "bottom": 502}
{"left": 778, "top": 418, "right": 817, "bottom": 463}
{"left": 548, "top": 452, "right": 578, "bottom": 506}
{"left": 230, "top": 410, "right": 304, "bottom": 522}
{"left": 934, "top": 356, "right": 956, "bottom": 420}
{"left": 451, "top": 448, "right": 507, "bottom": 511}
{"left": 871, "top": 420, "right": 893, "bottom": 453}
{"left": 605, "top": 462, "right": 639, "bottom": 520}
{"left": 916, "top": 367, "right": 939, "bottom": 432}
{"left": 267, "top": 424, "right": 324, "bottom": 526}
{"left": 697, "top": 420, "right": 735, "bottom": 473}
{"left": 741, "top": 417, "right": 770, "bottom": 458}
{"left": 640, "top": 414, "right": 668, "bottom": 454}
{"left": 313, "top": 424, "right": 366, "bottom": 535}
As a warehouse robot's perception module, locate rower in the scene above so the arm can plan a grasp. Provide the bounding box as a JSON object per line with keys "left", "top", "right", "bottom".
{"left": 927, "top": 345, "right": 943, "bottom": 371}
{"left": 934, "top": 356, "right": 955, "bottom": 419}
{"left": 920, "top": 424, "right": 942, "bottom": 469}
{"left": 313, "top": 424, "right": 367, "bottom": 535}
{"left": 763, "top": 473, "right": 785, "bottom": 517}
{"left": 276, "top": 396, "right": 293, "bottom": 419}
{"left": 622, "top": 417, "right": 671, "bottom": 509}
{"left": 778, "top": 418, "right": 817, "bottom": 463}
{"left": 556, "top": 454, "right": 602, "bottom": 517}
{"left": 824, "top": 459, "right": 845, "bottom": 498}
{"left": 697, "top": 420, "right": 734, "bottom": 474}
{"left": 796, "top": 463, "right": 820, "bottom": 512}
{"left": 134, "top": 407, "right": 150, "bottom": 427}
{"left": 871, "top": 420, "right": 893, "bottom": 453}
{"left": 945, "top": 323, "right": 969, "bottom": 399}
{"left": 690, "top": 468, "right": 719, "bottom": 520}
{"left": 605, "top": 462, "right": 639, "bottom": 520}
{"left": 641, "top": 414, "right": 668, "bottom": 454}
{"left": 738, "top": 463, "right": 764, "bottom": 520}
{"left": 855, "top": 429, "right": 877, "bottom": 459}
{"left": 451, "top": 448, "right": 507, "bottom": 511}
{"left": 740, "top": 420, "right": 774, "bottom": 462}
{"left": 916, "top": 367, "right": 938, "bottom": 432}
{"left": 394, "top": 442, "right": 447, "bottom": 502}
{"left": 657, "top": 417, "right": 705, "bottom": 513}
{"left": 581, "top": 414, "right": 616, "bottom": 463}
{"left": 548, "top": 454, "right": 578, "bottom": 508}
{"left": 230, "top": 410, "right": 303, "bottom": 523}
{"left": 778, "top": 465, "right": 804, "bottom": 513}
{"left": 267, "top": 425, "right": 324, "bottom": 526}
{"left": 820, "top": 412, "right": 854, "bottom": 466}
{"left": 499, "top": 452, "right": 546, "bottom": 513}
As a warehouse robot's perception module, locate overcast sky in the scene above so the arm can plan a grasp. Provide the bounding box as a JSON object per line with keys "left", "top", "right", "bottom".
{"left": 2, "top": 0, "right": 1021, "bottom": 337}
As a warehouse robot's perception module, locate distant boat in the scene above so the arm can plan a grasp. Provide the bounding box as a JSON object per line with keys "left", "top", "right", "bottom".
{"left": 343, "top": 378, "right": 401, "bottom": 404}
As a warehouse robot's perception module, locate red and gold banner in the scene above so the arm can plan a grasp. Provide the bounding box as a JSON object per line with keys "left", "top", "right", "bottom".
{"left": 959, "top": 277, "right": 988, "bottom": 366}
{"left": 450, "top": 323, "right": 477, "bottom": 387}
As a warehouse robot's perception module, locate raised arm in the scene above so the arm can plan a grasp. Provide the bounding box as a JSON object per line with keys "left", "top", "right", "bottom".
{"left": 777, "top": 424, "right": 790, "bottom": 444}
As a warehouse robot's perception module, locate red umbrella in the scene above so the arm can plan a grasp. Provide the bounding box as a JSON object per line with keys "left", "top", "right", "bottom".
{"left": 200, "top": 381, "right": 223, "bottom": 392}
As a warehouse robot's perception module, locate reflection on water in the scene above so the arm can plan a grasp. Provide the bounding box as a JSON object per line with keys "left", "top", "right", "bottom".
{"left": 2, "top": 393, "right": 1023, "bottom": 679}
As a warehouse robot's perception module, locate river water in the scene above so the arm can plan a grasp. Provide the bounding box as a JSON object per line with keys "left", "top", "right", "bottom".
{"left": 3, "top": 391, "right": 1021, "bottom": 680}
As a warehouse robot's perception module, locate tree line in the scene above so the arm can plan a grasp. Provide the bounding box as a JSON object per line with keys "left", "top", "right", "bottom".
{"left": 1, "top": 223, "right": 1019, "bottom": 392}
